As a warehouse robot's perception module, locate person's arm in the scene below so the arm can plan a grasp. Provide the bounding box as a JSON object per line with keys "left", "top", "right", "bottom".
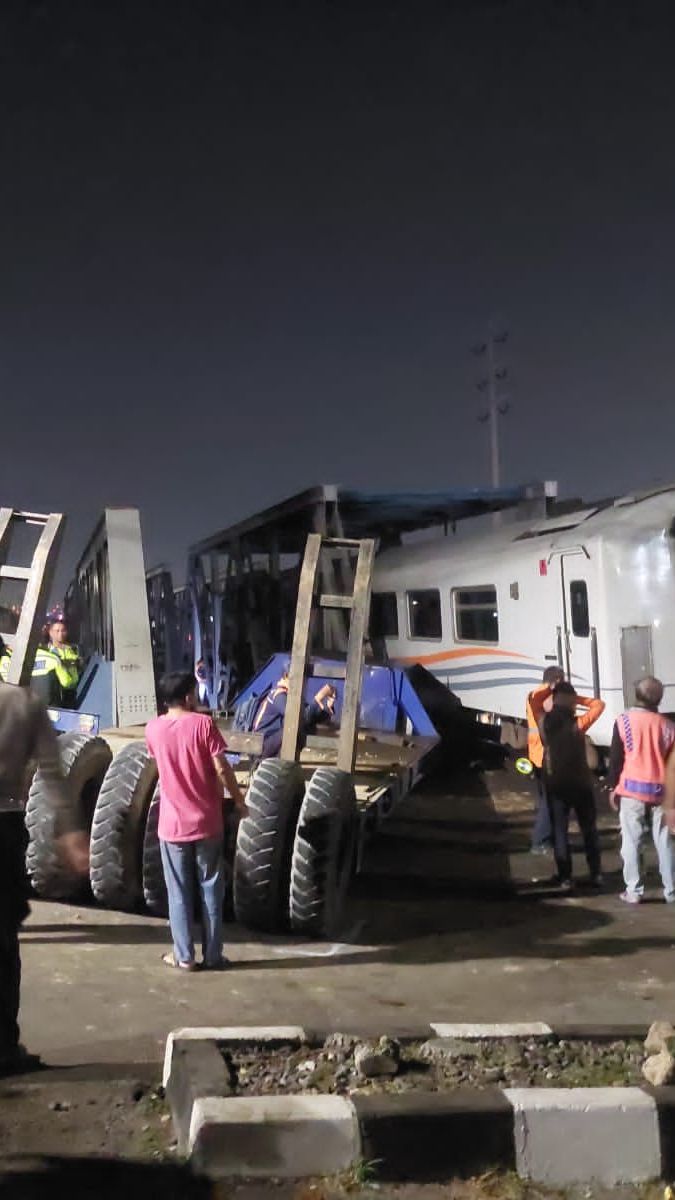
{"left": 313, "top": 684, "right": 336, "bottom": 711}
{"left": 529, "top": 685, "right": 552, "bottom": 727}
{"left": 212, "top": 754, "right": 247, "bottom": 813}
{"left": 204, "top": 718, "right": 247, "bottom": 813}
{"left": 664, "top": 747, "right": 675, "bottom": 831}
{"left": 607, "top": 721, "right": 624, "bottom": 809}
{"left": 32, "top": 704, "right": 89, "bottom": 874}
{"left": 307, "top": 683, "right": 337, "bottom": 728}
{"left": 577, "top": 698, "right": 605, "bottom": 733}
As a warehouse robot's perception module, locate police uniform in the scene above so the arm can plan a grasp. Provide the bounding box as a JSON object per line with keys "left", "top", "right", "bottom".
{"left": 48, "top": 643, "right": 80, "bottom": 691}
{"left": 44, "top": 643, "right": 80, "bottom": 708}
{"left": 0, "top": 679, "right": 75, "bottom": 1070}
{"left": 2, "top": 646, "right": 79, "bottom": 709}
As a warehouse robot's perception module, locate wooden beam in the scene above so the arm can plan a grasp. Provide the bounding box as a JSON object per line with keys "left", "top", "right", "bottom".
{"left": 280, "top": 533, "right": 322, "bottom": 762}
{"left": 336, "top": 538, "right": 375, "bottom": 774}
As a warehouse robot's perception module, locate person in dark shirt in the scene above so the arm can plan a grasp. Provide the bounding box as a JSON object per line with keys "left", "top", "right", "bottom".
{"left": 538, "top": 681, "right": 604, "bottom": 892}
{"left": 252, "top": 670, "right": 336, "bottom": 757}
{"left": 0, "top": 637, "right": 89, "bottom": 1074}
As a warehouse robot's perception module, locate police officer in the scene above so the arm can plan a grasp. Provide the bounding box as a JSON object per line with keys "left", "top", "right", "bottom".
{"left": 45, "top": 618, "right": 81, "bottom": 707}
{"left": 0, "top": 635, "right": 89, "bottom": 1076}
{"left": 0, "top": 637, "right": 78, "bottom": 708}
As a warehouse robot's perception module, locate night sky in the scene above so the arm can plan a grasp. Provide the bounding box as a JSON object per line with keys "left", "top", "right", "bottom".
{"left": 2, "top": 0, "right": 675, "bottom": 593}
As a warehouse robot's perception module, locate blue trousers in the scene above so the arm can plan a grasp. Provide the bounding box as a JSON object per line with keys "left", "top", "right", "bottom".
{"left": 160, "top": 836, "right": 225, "bottom": 966}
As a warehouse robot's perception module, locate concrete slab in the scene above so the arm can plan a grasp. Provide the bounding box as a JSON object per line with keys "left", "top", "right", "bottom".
{"left": 188, "top": 1094, "right": 360, "bottom": 1177}
{"left": 354, "top": 1089, "right": 516, "bottom": 1181}
{"left": 163, "top": 1027, "right": 306, "bottom": 1086}
{"left": 505, "top": 1087, "right": 661, "bottom": 1185}
{"left": 167, "top": 1039, "right": 231, "bottom": 1153}
{"left": 431, "top": 1023, "right": 553, "bottom": 1038}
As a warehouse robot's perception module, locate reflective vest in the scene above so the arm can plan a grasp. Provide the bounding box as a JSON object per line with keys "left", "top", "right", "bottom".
{"left": 617, "top": 708, "right": 675, "bottom": 803}
{"left": 0, "top": 646, "right": 72, "bottom": 704}
{"left": 48, "top": 642, "right": 80, "bottom": 691}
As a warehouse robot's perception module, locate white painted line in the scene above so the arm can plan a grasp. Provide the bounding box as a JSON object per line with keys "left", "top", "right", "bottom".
{"left": 162, "top": 1026, "right": 306, "bottom": 1086}
{"left": 505, "top": 1087, "right": 660, "bottom": 1185}
{"left": 430, "top": 1022, "right": 553, "bottom": 1039}
{"left": 269, "top": 921, "right": 371, "bottom": 958}
{"left": 189, "top": 1094, "right": 360, "bottom": 1177}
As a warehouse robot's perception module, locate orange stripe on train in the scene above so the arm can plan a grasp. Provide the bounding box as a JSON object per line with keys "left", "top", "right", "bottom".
{"left": 394, "top": 647, "right": 532, "bottom": 667}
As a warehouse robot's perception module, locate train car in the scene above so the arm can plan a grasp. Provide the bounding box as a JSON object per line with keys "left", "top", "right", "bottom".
{"left": 371, "top": 484, "right": 675, "bottom": 747}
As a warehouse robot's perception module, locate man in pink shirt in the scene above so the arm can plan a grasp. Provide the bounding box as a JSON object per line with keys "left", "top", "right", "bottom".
{"left": 146, "top": 672, "right": 247, "bottom": 971}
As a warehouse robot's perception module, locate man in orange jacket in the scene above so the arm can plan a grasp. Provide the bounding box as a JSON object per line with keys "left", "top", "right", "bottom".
{"left": 527, "top": 668, "right": 604, "bottom": 852}
{"left": 527, "top": 667, "right": 564, "bottom": 852}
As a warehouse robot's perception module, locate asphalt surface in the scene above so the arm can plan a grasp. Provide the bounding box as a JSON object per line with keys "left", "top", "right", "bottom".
{"left": 18, "top": 765, "right": 675, "bottom": 1070}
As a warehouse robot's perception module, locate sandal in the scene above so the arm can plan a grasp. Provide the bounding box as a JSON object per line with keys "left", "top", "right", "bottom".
{"left": 162, "top": 952, "right": 196, "bottom": 972}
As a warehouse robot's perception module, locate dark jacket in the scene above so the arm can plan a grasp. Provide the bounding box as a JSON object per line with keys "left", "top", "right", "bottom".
{"left": 542, "top": 707, "right": 594, "bottom": 794}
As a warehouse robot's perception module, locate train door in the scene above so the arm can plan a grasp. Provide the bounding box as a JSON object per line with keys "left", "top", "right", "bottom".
{"left": 554, "top": 548, "right": 600, "bottom": 697}
{"left": 620, "top": 627, "right": 653, "bottom": 708}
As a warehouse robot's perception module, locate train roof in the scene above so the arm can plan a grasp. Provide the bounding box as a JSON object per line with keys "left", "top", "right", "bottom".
{"left": 374, "top": 483, "right": 675, "bottom": 581}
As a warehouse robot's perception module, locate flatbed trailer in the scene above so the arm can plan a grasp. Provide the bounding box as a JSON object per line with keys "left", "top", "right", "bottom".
{"left": 89, "top": 536, "right": 438, "bottom": 938}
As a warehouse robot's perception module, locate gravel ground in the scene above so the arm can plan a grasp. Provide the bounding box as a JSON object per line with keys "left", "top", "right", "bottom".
{"left": 219, "top": 1035, "right": 647, "bottom": 1096}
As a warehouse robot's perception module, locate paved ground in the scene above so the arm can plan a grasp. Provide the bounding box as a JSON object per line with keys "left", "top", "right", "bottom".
{"left": 18, "top": 764, "right": 675, "bottom": 1072}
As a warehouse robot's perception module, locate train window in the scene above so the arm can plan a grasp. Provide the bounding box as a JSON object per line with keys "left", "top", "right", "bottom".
{"left": 370, "top": 592, "right": 399, "bottom": 638}
{"left": 570, "top": 580, "right": 590, "bottom": 638}
{"left": 453, "top": 586, "right": 499, "bottom": 643}
{"left": 407, "top": 589, "right": 442, "bottom": 639}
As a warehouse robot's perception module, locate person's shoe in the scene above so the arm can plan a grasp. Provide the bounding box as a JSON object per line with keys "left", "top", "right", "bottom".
{"left": 0, "top": 1045, "right": 44, "bottom": 1078}
{"left": 530, "top": 842, "right": 553, "bottom": 855}
{"left": 665, "top": 894, "right": 675, "bottom": 904}
{"left": 589, "top": 875, "right": 604, "bottom": 891}
{"left": 201, "top": 957, "right": 231, "bottom": 972}
{"left": 619, "top": 891, "right": 641, "bottom": 905}
{"left": 558, "top": 879, "right": 575, "bottom": 893}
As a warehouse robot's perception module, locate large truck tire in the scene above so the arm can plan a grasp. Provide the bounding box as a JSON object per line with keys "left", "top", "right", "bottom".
{"left": 142, "top": 784, "right": 167, "bottom": 917}
{"left": 223, "top": 807, "right": 241, "bottom": 922}
{"left": 233, "top": 758, "right": 305, "bottom": 933}
{"left": 25, "top": 732, "right": 112, "bottom": 900}
{"left": 90, "top": 743, "right": 158, "bottom": 911}
{"left": 289, "top": 767, "right": 357, "bottom": 939}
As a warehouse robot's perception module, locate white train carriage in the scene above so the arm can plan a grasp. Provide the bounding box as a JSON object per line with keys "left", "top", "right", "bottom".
{"left": 371, "top": 485, "right": 675, "bottom": 747}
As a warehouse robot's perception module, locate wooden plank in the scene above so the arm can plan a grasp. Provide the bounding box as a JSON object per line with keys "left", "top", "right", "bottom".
{"left": 280, "top": 533, "right": 322, "bottom": 762}
{"left": 314, "top": 506, "right": 348, "bottom": 652}
{"left": 7, "top": 513, "right": 65, "bottom": 687}
{"left": 321, "top": 537, "right": 362, "bottom": 550}
{"left": 318, "top": 594, "right": 353, "bottom": 609}
{"left": 221, "top": 730, "right": 264, "bottom": 756}
{"left": 0, "top": 566, "right": 31, "bottom": 580}
{"left": 305, "top": 733, "right": 340, "bottom": 751}
{"left": 307, "top": 662, "right": 346, "bottom": 679}
{"left": 0, "top": 509, "right": 13, "bottom": 558}
{"left": 336, "top": 538, "right": 376, "bottom": 774}
{"left": 300, "top": 744, "right": 422, "bottom": 770}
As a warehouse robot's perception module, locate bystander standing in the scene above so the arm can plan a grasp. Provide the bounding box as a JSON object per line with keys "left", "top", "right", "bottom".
{"left": 145, "top": 672, "right": 247, "bottom": 971}
{"left": 0, "top": 636, "right": 89, "bottom": 1075}
{"left": 531, "top": 680, "right": 605, "bottom": 891}
{"left": 608, "top": 676, "right": 675, "bottom": 904}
